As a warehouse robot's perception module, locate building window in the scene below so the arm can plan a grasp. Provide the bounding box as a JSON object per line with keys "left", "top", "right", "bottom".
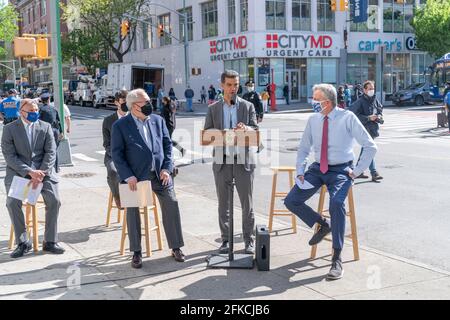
{"left": 317, "top": 0, "right": 335, "bottom": 31}
{"left": 266, "top": 0, "right": 286, "bottom": 30}
{"left": 351, "top": 0, "right": 378, "bottom": 32}
{"left": 202, "top": 0, "right": 218, "bottom": 38}
{"left": 240, "top": 0, "right": 248, "bottom": 32}
{"left": 383, "top": 0, "right": 415, "bottom": 33}
{"left": 178, "top": 7, "right": 193, "bottom": 42}
{"left": 224, "top": 58, "right": 254, "bottom": 89}
{"left": 228, "top": 0, "right": 236, "bottom": 34}
{"left": 307, "top": 59, "right": 338, "bottom": 97}
{"left": 347, "top": 54, "right": 377, "bottom": 87}
{"left": 41, "top": 0, "right": 46, "bottom": 16}
{"left": 142, "top": 22, "right": 151, "bottom": 49}
{"left": 158, "top": 14, "right": 171, "bottom": 46}
{"left": 383, "top": 53, "right": 411, "bottom": 93}
{"left": 292, "top": 0, "right": 311, "bottom": 31}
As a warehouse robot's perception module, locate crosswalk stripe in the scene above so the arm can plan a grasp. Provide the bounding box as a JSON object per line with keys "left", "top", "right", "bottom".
{"left": 72, "top": 153, "right": 99, "bottom": 162}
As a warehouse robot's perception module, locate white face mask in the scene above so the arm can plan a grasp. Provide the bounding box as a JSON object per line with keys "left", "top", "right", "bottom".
{"left": 247, "top": 86, "right": 254, "bottom": 92}
{"left": 367, "top": 90, "right": 375, "bottom": 97}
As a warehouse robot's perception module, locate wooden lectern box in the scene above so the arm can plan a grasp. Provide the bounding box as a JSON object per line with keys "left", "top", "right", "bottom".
{"left": 200, "top": 129, "right": 260, "bottom": 147}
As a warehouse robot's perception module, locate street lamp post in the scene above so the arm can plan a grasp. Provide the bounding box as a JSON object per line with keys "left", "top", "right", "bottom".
{"left": 183, "top": 0, "right": 190, "bottom": 88}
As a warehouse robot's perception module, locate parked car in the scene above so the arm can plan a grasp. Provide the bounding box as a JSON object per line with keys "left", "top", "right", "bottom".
{"left": 391, "top": 82, "right": 432, "bottom": 106}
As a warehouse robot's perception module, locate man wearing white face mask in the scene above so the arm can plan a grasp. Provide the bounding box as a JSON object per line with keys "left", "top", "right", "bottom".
{"left": 350, "top": 80, "right": 384, "bottom": 182}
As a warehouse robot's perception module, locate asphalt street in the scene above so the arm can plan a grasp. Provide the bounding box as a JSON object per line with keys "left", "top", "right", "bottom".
{"left": 1, "top": 103, "right": 449, "bottom": 273}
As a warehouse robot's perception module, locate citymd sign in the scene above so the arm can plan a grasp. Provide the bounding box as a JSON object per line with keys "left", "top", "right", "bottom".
{"left": 263, "top": 33, "right": 339, "bottom": 57}
{"left": 210, "top": 36, "right": 249, "bottom": 61}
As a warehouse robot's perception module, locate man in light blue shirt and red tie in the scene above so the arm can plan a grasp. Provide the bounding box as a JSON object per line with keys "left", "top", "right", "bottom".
{"left": 284, "top": 83, "right": 377, "bottom": 280}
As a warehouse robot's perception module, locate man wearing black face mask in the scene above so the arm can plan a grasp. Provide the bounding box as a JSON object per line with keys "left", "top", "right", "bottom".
{"left": 111, "top": 89, "right": 186, "bottom": 268}
{"left": 102, "top": 90, "right": 128, "bottom": 209}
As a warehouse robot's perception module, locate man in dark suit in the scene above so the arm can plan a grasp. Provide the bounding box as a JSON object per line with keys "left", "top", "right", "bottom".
{"left": 102, "top": 90, "right": 128, "bottom": 208}
{"left": 39, "top": 93, "right": 62, "bottom": 172}
{"left": 111, "top": 89, "right": 185, "bottom": 269}
{"left": 2, "top": 99, "right": 65, "bottom": 258}
{"left": 204, "top": 70, "right": 259, "bottom": 255}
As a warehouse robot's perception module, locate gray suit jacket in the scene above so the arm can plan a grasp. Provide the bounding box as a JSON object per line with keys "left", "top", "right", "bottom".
{"left": 204, "top": 97, "right": 258, "bottom": 171}
{"left": 102, "top": 111, "right": 119, "bottom": 164}
{"left": 1, "top": 119, "right": 58, "bottom": 186}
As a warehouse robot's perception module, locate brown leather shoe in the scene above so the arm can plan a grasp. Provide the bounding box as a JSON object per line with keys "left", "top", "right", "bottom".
{"left": 131, "top": 253, "right": 142, "bottom": 269}
{"left": 172, "top": 248, "right": 185, "bottom": 262}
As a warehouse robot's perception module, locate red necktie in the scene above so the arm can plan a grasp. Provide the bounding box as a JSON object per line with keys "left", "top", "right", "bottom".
{"left": 320, "top": 116, "right": 329, "bottom": 174}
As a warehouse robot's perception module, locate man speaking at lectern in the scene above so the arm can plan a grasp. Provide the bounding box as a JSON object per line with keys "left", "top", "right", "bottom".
{"left": 204, "top": 70, "right": 259, "bottom": 255}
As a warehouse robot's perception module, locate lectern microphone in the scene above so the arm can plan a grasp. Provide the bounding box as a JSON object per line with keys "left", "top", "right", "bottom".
{"left": 230, "top": 93, "right": 237, "bottom": 105}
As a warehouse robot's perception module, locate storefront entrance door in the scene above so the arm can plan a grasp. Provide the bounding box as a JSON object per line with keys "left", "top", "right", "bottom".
{"left": 288, "top": 70, "right": 300, "bottom": 102}
{"left": 392, "top": 71, "right": 406, "bottom": 93}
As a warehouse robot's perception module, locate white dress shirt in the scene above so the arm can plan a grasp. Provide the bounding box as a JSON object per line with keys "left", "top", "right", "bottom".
{"left": 21, "top": 117, "right": 34, "bottom": 147}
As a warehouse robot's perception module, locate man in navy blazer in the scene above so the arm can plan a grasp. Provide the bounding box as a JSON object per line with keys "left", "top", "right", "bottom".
{"left": 111, "top": 89, "right": 185, "bottom": 269}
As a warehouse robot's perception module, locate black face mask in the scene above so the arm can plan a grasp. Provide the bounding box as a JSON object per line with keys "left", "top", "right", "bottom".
{"left": 120, "top": 102, "right": 128, "bottom": 112}
{"left": 140, "top": 102, "right": 153, "bottom": 116}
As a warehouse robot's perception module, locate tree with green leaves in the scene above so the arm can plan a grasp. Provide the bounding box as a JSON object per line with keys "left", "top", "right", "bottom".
{"left": 63, "top": 0, "right": 146, "bottom": 63}
{"left": 0, "top": 3, "right": 19, "bottom": 58}
{"left": 412, "top": 0, "right": 450, "bottom": 58}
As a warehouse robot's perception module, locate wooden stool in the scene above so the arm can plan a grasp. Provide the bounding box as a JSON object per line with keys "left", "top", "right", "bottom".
{"left": 106, "top": 191, "right": 124, "bottom": 226}
{"left": 120, "top": 192, "right": 163, "bottom": 257}
{"left": 9, "top": 198, "right": 46, "bottom": 252}
{"left": 268, "top": 166, "right": 297, "bottom": 233}
{"left": 310, "top": 185, "right": 359, "bottom": 261}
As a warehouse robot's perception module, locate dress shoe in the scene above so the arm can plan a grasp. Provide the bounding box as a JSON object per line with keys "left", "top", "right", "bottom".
{"left": 218, "top": 241, "right": 229, "bottom": 254}
{"left": 371, "top": 173, "right": 383, "bottom": 182}
{"left": 131, "top": 252, "right": 142, "bottom": 269}
{"left": 43, "top": 242, "right": 65, "bottom": 254}
{"left": 10, "top": 241, "right": 32, "bottom": 259}
{"left": 327, "top": 258, "right": 344, "bottom": 280}
{"left": 356, "top": 173, "right": 369, "bottom": 179}
{"left": 308, "top": 223, "right": 331, "bottom": 246}
{"left": 244, "top": 241, "right": 255, "bottom": 255}
{"left": 172, "top": 248, "right": 186, "bottom": 262}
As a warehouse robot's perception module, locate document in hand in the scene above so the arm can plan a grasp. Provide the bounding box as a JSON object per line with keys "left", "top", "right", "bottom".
{"left": 119, "top": 181, "right": 153, "bottom": 208}
{"left": 295, "top": 176, "right": 315, "bottom": 190}
{"left": 8, "top": 176, "right": 43, "bottom": 205}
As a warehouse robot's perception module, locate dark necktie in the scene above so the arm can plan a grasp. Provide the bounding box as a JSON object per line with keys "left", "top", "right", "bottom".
{"left": 320, "top": 116, "right": 329, "bottom": 174}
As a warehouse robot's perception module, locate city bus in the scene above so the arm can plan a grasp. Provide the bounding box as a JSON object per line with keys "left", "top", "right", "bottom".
{"left": 428, "top": 52, "right": 450, "bottom": 101}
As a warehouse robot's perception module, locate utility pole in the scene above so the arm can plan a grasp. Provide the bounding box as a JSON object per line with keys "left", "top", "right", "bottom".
{"left": 183, "top": 0, "right": 190, "bottom": 88}
{"left": 51, "top": 0, "right": 73, "bottom": 166}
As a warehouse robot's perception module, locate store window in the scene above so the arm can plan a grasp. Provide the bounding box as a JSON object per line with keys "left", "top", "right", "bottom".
{"left": 307, "top": 59, "right": 338, "bottom": 98}
{"left": 383, "top": 53, "right": 410, "bottom": 94}
{"left": 178, "top": 7, "right": 193, "bottom": 42}
{"left": 41, "top": 0, "right": 46, "bottom": 17}
{"left": 202, "top": 0, "right": 218, "bottom": 38}
{"left": 383, "top": 0, "right": 415, "bottom": 33}
{"left": 240, "top": 0, "right": 248, "bottom": 32}
{"left": 228, "top": 0, "right": 236, "bottom": 34}
{"left": 347, "top": 54, "right": 377, "bottom": 86}
{"left": 224, "top": 59, "right": 254, "bottom": 87}
{"left": 266, "top": 0, "right": 286, "bottom": 30}
{"left": 142, "top": 22, "right": 151, "bottom": 49}
{"left": 158, "top": 14, "right": 171, "bottom": 46}
{"left": 292, "top": 0, "right": 311, "bottom": 31}
{"left": 351, "top": 0, "right": 378, "bottom": 32}
{"left": 317, "top": 0, "right": 335, "bottom": 32}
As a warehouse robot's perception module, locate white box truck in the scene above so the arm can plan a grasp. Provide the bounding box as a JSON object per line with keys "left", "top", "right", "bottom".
{"left": 93, "top": 62, "right": 165, "bottom": 109}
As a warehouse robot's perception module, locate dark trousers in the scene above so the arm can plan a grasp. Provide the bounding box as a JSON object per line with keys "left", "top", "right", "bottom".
{"left": 284, "top": 162, "right": 353, "bottom": 250}
{"left": 447, "top": 108, "right": 450, "bottom": 131}
{"left": 105, "top": 159, "right": 121, "bottom": 206}
{"left": 126, "top": 171, "right": 184, "bottom": 252}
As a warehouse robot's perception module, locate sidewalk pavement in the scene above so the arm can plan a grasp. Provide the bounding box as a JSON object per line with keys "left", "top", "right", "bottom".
{"left": 1, "top": 165, "right": 450, "bottom": 300}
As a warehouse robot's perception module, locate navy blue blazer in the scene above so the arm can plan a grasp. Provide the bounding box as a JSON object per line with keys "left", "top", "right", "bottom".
{"left": 111, "top": 113, "right": 173, "bottom": 182}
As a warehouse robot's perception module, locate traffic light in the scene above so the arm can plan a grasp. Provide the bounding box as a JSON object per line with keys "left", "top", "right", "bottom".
{"left": 158, "top": 24, "right": 164, "bottom": 38}
{"left": 121, "top": 20, "right": 130, "bottom": 38}
{"left": 14, "top": 37, "right": 36, "bottom": 57}
{"left": 330, "top": 0, "right": 337, "bottom": 11}
{"left": 36, "top": 38, "right": 48, "bottom": 58}
{"left": 341, "top": 0, "right": 349, "bottom": 11}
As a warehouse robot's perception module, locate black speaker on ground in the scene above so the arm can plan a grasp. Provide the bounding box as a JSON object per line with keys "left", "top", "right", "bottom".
{"left": 255, "top": 225, "right": 270, "bottom": 271}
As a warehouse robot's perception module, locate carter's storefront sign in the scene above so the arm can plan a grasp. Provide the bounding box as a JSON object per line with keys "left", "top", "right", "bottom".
{"left": 358, "top": 38, "right": 402, "bottom": 52}
{"left": 263, "top": 34, "right": 339, "bottom": 57}
{"left": 209, "top": 36, "right": 249, "bottom": 62}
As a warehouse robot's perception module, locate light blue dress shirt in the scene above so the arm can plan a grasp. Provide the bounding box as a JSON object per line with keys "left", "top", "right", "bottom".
{"left": 131, "top": 114, "right": 154, "bottom": 173}
{"left": 223, "top": 102, "right": 237, "bottom": 129}
{"left": 296, "top": 107, "right": 377, "bottom": 178}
